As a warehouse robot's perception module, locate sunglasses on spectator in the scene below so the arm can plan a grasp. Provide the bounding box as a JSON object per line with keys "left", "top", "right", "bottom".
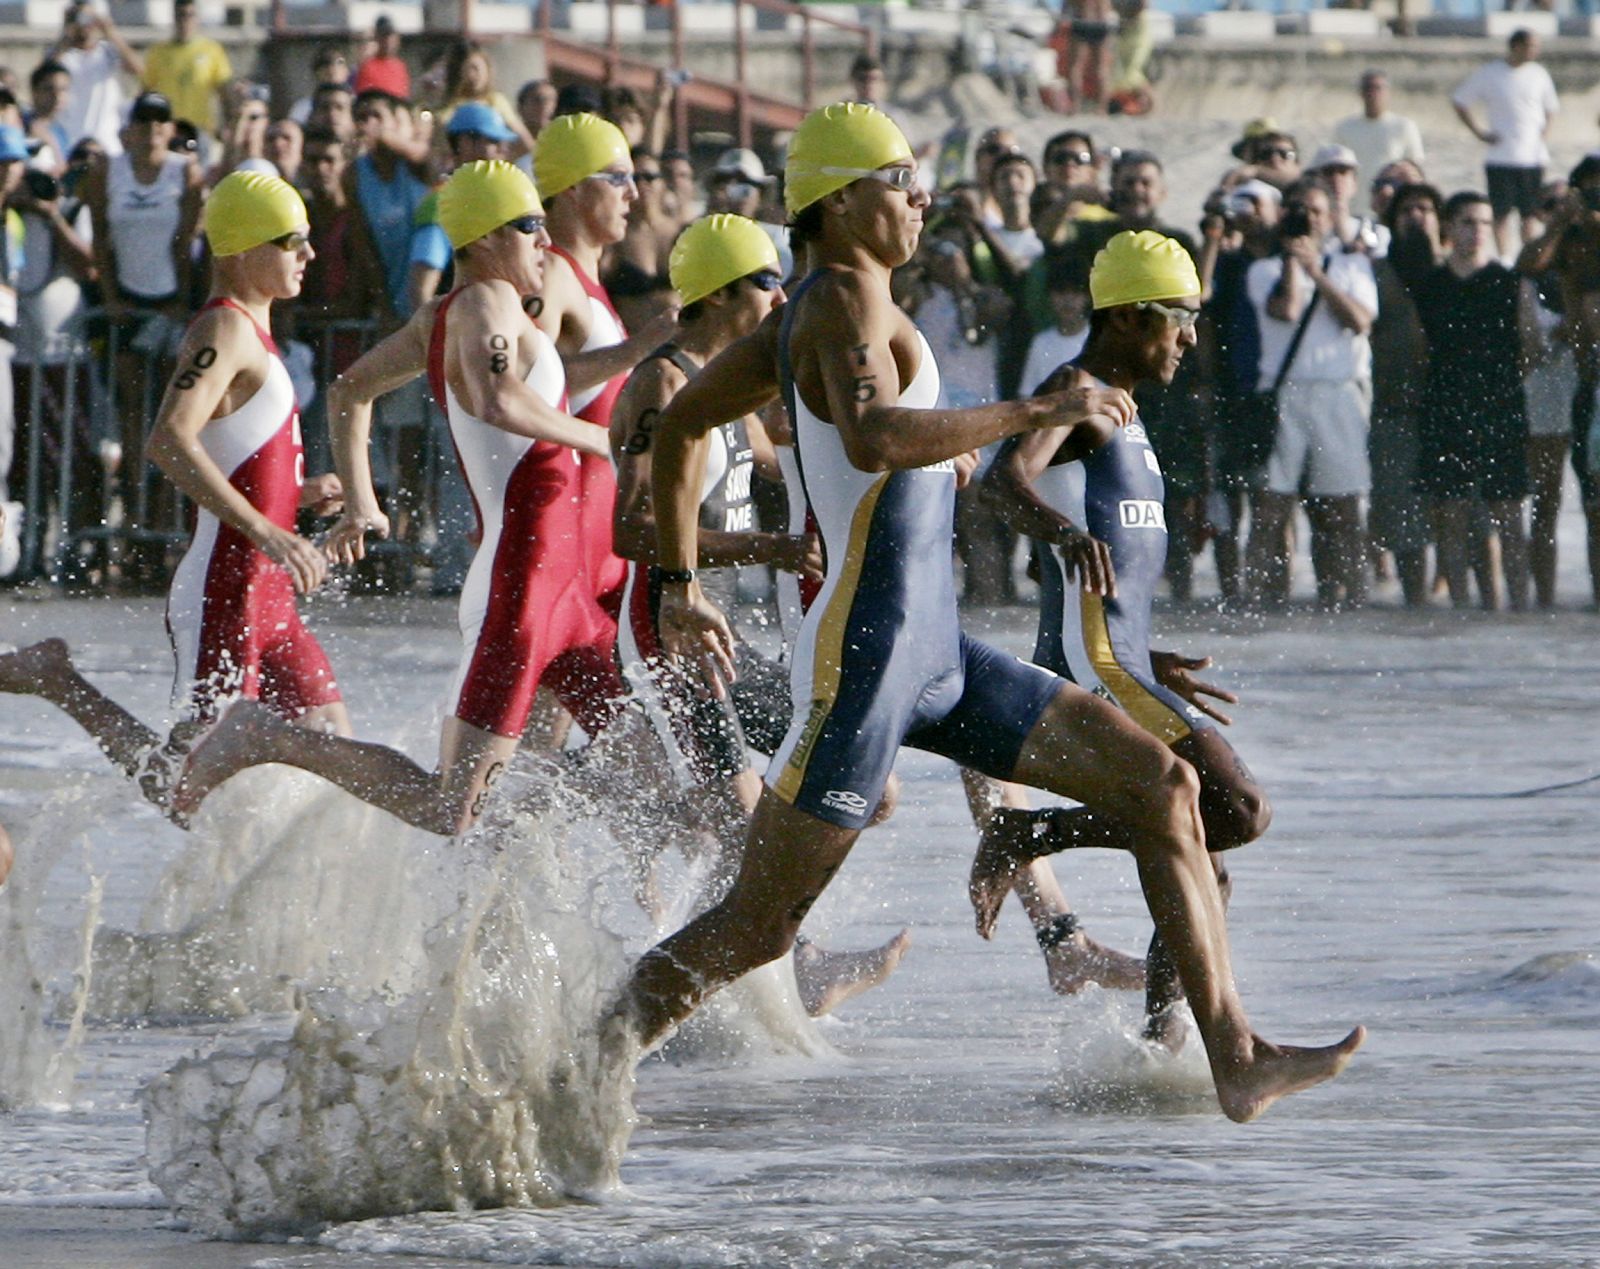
{"left": 508, "top": 214, "right": 547, "bottom": 235}
{"left": 271, "top": 231, "right": 312, "bottom": 252}
{"left": 819, "top": 165, "right": 919, "bottom": 192}
{"left": 744, "top": 269, "right": 783, "bottom": 292}
{"left": 1047, "top": 149, "right": 1094, "bottom": 166}
{"left": 1137, "top": 298, "right": 1198, "bottom": 329}
{"left": 586, "top": 170, "right": 636, "bottom": 188}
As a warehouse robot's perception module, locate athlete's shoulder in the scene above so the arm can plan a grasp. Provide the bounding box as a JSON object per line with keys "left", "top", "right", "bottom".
{"left": 180, "top": 301, "right": 263, "bottom": 363}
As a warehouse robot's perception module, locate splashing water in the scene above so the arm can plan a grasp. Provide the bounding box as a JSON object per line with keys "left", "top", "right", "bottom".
{"left": 1046, "top": 987, "right": 1215, "bottom": 1116}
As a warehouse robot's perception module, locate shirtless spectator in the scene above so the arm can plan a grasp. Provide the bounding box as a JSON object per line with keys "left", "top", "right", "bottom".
{"left": 1065, "top": 0, "right": 1114, "bottom": 113}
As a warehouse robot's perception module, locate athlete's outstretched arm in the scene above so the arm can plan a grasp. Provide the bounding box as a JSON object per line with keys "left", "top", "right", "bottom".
{"left": 983, "top": 432, "right": 1117, "bottom": 599}
{"left": 612, "top": 358, "right": 818, "bottom": 573}
{"left": 325, "top": 306, "right": 433, "bottom": 563}
{"left": 801, "top": 273, "right": 1133, "bottom": 473}
{"left": 146, "top": 308, "right": 327, "bottom": 595}
{"left": 453, "top": 279, "right": 612, "bottom": 456}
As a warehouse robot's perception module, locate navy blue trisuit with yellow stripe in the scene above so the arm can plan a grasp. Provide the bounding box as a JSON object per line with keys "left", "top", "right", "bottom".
{"left": 1028, "top": 370, "right": 1214, "bottom": 746}
{"left": 766, "top": 271, "right": 1063, "bottom": 830}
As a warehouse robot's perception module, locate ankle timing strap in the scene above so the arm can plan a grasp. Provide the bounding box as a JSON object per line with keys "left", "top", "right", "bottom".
{"left": 1034, "top": 912, "right": 1081, "bottom": 951}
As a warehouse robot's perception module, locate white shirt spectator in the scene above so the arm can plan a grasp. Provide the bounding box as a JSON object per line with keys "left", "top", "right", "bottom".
{"left": 918, "top": 286, "right": 999, "bottom": 407}
{"left": 1332, "top": 114, "right": 1425, "bottom": 213}
{"left": 58, "top": 41, "right": 126, "bottom": 155}
{"left": 1247, "top": 251, "right": 1378, "bottom": 387}
{"left": 990, "top": 224, "right": 1044, "bottom": 270}
{"left": 1018, "top": 325, "right": 1088, "bottom": 398}
{"left": 1451, "top": 59, "right": 1558, "bottom": 169}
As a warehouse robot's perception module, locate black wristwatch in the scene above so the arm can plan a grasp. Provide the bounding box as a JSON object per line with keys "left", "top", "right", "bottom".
{"left": 652, "top": 566, "right": 695, "bottom": 585}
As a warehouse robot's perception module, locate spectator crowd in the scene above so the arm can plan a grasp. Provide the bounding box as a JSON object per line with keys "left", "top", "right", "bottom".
{"left": 0, "top": 19, "right": 1596, "bottom": 617}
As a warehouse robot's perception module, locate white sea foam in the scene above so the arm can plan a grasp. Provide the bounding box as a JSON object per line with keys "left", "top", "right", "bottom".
{"left": 1045, "top": 987, "right": 1215, "bottom": 1115}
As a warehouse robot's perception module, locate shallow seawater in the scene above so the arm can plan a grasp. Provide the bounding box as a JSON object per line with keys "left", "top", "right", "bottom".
{"left": 2, "top": 502, "right": 1598, "bottom": 1265}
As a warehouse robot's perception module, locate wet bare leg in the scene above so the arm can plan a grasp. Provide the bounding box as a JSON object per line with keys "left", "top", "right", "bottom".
{"left": 0, "top": 638, "right": 159, "bottom": 775}
{"left": 174, "top": 701, "right": 513, "bottom": 835}
{"left": 793, "top": 929, "right": 912, "bottom": 1017}
{"left": 1526, "top": 435, "right": 1567, "bottom": 608}
{"left": 609, "top": 792, "right": 859, "bottom": 1051}
{"left": 959, "top": 769, "right": 1143, "bottom": 990}
{"left": 1008, "top": 686, "right": 1363, "bottom": 1122}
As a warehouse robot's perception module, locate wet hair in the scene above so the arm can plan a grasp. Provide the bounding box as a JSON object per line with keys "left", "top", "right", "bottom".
{"left": 787, "top": 200, "right": 826, "bottom": 254}
{"left": 1443, "top": 190, "right": 1492, "bottom": 222}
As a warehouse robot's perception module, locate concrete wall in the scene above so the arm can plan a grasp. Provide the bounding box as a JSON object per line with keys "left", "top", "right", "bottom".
{"left": 1150, "top": 37, "right": 1600, "bottom": 152}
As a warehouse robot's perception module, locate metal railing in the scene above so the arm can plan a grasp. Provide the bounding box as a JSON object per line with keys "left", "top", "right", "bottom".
{"left": 13, "top": 307, "right": 465, "bottom": 594}
{"left": 537, "top": 0, "right": 877, "bottom": 149}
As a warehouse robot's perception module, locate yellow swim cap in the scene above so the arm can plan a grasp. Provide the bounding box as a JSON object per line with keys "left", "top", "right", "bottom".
{"left": 204, "top": 171, "right": 307, "bottom": 257}
{"left": 534, "top": 113, "right": 631, "bottom": 199}
{"left": 1089, "top": 230, "right": 1201, "bottom": 310}
{"left": 438, "top": 159, "right": 542, "bottom": 250}
{"left": 669, "top": 214, "right": 781, "bottom": 306}
{"left": 784, "top": 102, "right": 913, "bottom": 216}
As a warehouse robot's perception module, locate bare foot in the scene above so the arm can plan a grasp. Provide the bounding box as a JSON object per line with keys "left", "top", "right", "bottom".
{"left": 0, "top": 637, "right": 73, "bottom": 695}
{"left": 1045, "top": 930, "right": 1146, "bottom": 995}
{"left": 969, "top": 811, "right": 1037, "bottom": 939}
{"left": 1213, "top": 1026, "right": 1367, "bottom": 1124}
{"left": 171, "top": 699, "right": 286, "bottom": 817}
{"left": 794, "top": 929, "right": 912, "bottom": 1018}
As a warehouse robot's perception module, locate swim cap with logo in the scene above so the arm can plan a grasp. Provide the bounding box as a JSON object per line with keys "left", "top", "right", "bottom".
{"left": 438, "top": 159, "right": 543, "bottom": 250}
{"left": 1089, "top": 229, "right": 1201, "bottom": 310}
{"left": 669, "top": 214, "right": 781, "bottom": 306}
{"left": 204, "top": 171, "right": 308, "bottom": 257}
{"left": 534, "top": 112, "right": 631, "bottom": 199}
{"left": 784, "top": 102, "right": 913, "bottom": 216}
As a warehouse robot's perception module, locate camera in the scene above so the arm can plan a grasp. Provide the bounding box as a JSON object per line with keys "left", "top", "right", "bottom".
{"left": 24, "top": 169, "right": 59, "bottom": 202}
{"left": 1279, "top": 205, "right": 1312, "bottom": 239}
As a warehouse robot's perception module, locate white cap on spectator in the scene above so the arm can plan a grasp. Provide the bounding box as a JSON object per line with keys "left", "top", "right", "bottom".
{"left": 1309, "top": 143, "right": 1359, "bottom": 173}
{"left": 714, "top": 147, "right": 770, "bottom": 185}
{"left": 1227, "top": 179, "right": 1282, "bottom": 212}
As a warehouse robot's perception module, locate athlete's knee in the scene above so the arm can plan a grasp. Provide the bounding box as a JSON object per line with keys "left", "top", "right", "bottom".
{"left": 1204, "top": 780, "right": 1272, "bottom": 849}
{"left": 1138, "top": 754, "right": 1204, "bottom": 853}
{"left": 868, "top": 773, "right": 900, "bottom": 827}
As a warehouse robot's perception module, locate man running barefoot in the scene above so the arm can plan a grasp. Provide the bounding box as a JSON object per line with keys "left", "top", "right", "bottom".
{"left": 971, "top": 231, "right": 1274, "bottom": 1044}
{"left": 604, "top": 104, "right": 1362, "bottom": 1126}
{"left": 174, "top": 161, "right": 627, "bottom": 833}
{"left": 610, "top": 212, "right": 908, "bottom": 1015}
{"left": 1, "top": 172, "right": 349, "bottom": 813}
